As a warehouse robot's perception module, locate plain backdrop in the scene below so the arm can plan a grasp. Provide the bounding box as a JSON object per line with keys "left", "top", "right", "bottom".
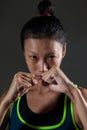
{"left": 0, "top": 0, "right": 87, "bottom": 96}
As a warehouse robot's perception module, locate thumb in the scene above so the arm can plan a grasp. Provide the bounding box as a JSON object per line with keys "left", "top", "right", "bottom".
{"left": 49, "top": 84, "right": 59, "bottom": 92}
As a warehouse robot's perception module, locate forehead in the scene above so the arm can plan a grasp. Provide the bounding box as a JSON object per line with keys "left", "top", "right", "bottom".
{"left": 24, "top": 38, "right": 62, "bottom": 53}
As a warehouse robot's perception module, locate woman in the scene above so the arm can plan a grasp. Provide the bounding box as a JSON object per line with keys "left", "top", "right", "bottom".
{"left": 0, "top": 0, "right": 87, "bottom": 129}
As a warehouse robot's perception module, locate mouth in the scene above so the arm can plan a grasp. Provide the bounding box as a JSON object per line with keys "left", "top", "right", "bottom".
{"left": 35, "top": 75, "right": 49, "bottom": 86}
{"left": 35, "top": 75, "right": 42, "bottom": 80}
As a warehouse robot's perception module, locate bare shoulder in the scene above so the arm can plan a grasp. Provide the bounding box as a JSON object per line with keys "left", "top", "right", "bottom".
{"left": 73, "top": 86, "right": 87, "bottom": 129}
{"left": 78, "top": 86, "right": 87, "bottom": 101}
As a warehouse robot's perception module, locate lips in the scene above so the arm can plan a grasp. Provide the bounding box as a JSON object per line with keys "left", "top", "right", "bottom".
{"left": 35, "top": 75, "right": 57, "bottom": 86}
{"left": 35, "top": 75, "right": 42, "bottom": 80}
{"left": 35, "top": 75, "right": 49, "bottom": 86}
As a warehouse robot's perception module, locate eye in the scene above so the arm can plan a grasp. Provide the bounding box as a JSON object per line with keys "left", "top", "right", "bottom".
{"left": 29, "top": 55, "right": 37, "bottom": 60}
{"left": 47, "top": 55, "right": 55, "bottom": 60}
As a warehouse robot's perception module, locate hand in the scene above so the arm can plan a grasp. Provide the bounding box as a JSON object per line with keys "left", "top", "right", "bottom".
{"left": 42, "top": 65, "right": 72, "bottom": 94}
{"left": 5, "top": 72, "right": 37, "bottom": 104}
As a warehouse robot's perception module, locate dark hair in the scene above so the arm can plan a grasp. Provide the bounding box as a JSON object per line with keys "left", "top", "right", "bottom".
{"left": 21, "top": 0, "right": 66, "bottom": 51}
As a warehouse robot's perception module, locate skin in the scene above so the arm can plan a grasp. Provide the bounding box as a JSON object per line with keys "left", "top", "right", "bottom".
{"left": 0, "top": 38, "right": 87, "bottom": 130}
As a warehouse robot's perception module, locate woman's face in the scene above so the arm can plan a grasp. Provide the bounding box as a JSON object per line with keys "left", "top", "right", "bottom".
{"left": 24, "top": 38, "right": 66, "bottom": 76}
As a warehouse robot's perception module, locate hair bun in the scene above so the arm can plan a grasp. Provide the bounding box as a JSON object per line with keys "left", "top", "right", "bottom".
{"left": 38, "top": 0, "right": 54, "bottom": 16}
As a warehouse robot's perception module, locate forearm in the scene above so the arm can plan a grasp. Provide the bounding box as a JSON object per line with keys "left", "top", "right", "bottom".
{"left": 0, "top": 91, "right": 11, "bottom": 127}
{"left": 67, "top": 84, "right": 87, "bottom": 130}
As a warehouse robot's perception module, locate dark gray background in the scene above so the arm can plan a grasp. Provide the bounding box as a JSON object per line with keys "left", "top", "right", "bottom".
{"left": 0, "top": 0, "right": 87, "bottom": 96}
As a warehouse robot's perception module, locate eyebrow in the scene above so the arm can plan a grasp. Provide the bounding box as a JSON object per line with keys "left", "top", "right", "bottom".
{"left": 27, "top": 49, "right": 58, "bottom": 54}
{"left": 28, "top": 51, "right": 38, "bottom": 54}
{"left": 27, "top": 51, "right": 58, "bottom": 56}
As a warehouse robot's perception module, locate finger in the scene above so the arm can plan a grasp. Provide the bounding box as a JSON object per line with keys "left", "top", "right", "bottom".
{"left": 42, "top": 72, "right": 49, "bottom": 80}
{"left": 49, "top": 84, "right": 60, "bottom": 92}
{"left": 17, "top": 85, "right": 30, "bottom": 97}
{"left": 42, "top": 67, "right": 59, "bottom": 83}
{"left": 18, "top": 78, "right": 32, "bottom": 89}
{"left": 21, "top": 75, "right": 32, "bottom": 83}
{"left": 42, "top": 67, "right": 55, "bottom": 81}
{"left": 21, "top": 75, "right": 38, "bottom": 86}
{"left": 32, "top": 78, "right": 38, "bottom": 85}
{"left": 44, "top": 78, "right": 52, "bottom": 84}
{"left": 19, "top": 73, "right": 37, "bottom": 85}
{"left": 18, "top": 72, "right": 35, "bottom": 79}
{"left": 42, "top": 72, "right": 52, "bottom": 82}
{"left": 19, "top": 87, "right": 30, "bottom": 97}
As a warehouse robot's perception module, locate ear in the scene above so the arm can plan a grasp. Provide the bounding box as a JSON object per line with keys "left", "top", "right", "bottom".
{"left": 62, "top": 42, "right": 67, "bottom": 58}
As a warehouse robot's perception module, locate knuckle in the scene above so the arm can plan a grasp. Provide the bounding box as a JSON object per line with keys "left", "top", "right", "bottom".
{"left": 14, "top": 72, "right": 22, "bottom": 78}
{"left": 17, "top": 76, "right": 21, "bottom": 82}
{"left": 17, "top": 71, "right": 23, "bottom": 75}
{"left": 14, "top": 72, "right": 22, "bottom": 81}
{"left": 14, "top": 73, "right": 18, "bottom": 78}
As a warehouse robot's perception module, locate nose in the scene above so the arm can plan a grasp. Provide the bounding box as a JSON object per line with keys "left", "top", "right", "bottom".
{"left": 38, "top": 60, "right": 48, "bottom": 73}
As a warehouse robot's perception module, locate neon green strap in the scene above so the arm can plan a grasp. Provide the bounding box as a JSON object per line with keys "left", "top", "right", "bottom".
{"left": 70, "top": 102, "right": 80, "bottom": 130}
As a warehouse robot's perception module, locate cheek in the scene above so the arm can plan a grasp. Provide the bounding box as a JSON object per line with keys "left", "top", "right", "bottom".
{"left": 25, "top": 57, "right": 40, "bottom": 74}
{"left": 47, "top": 57, "right": 62, "bottom": 68}
{"left": 54, "top": 53, "right": 63, "bottom": 67}
{"left": 55, "top": 59, "right": 62, "bottom": 67}
{"left": 26, "top": 62, "right": 36, "bottom": 73}
{"left": 28, "top": 64, "right": 37, "bottom": 73}
{"left": 52, "top": 59, "right": 62, "bottom": 67}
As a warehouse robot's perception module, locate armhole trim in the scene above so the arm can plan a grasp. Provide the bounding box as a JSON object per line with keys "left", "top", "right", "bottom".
{"left": 70, "top": 101, "right": 80, "bottom": 130}
{"left": 70, "top": 83, "right": 80, "bottom": 130}
{"left": 17, "top": 95, "right": 67, "bottom": 129}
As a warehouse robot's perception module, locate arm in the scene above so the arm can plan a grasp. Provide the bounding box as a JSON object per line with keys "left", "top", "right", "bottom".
{"left": 0, "top": 72, "right": 37, "bottom": 128}
{"left": 42, "top": 66, "right": 87, "bottom": 129}
{"left": 0, "top": 91, "right": 11, "bottom": 129}
{"left": 67, "top": 85, "right": 87, "bottom": 130}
